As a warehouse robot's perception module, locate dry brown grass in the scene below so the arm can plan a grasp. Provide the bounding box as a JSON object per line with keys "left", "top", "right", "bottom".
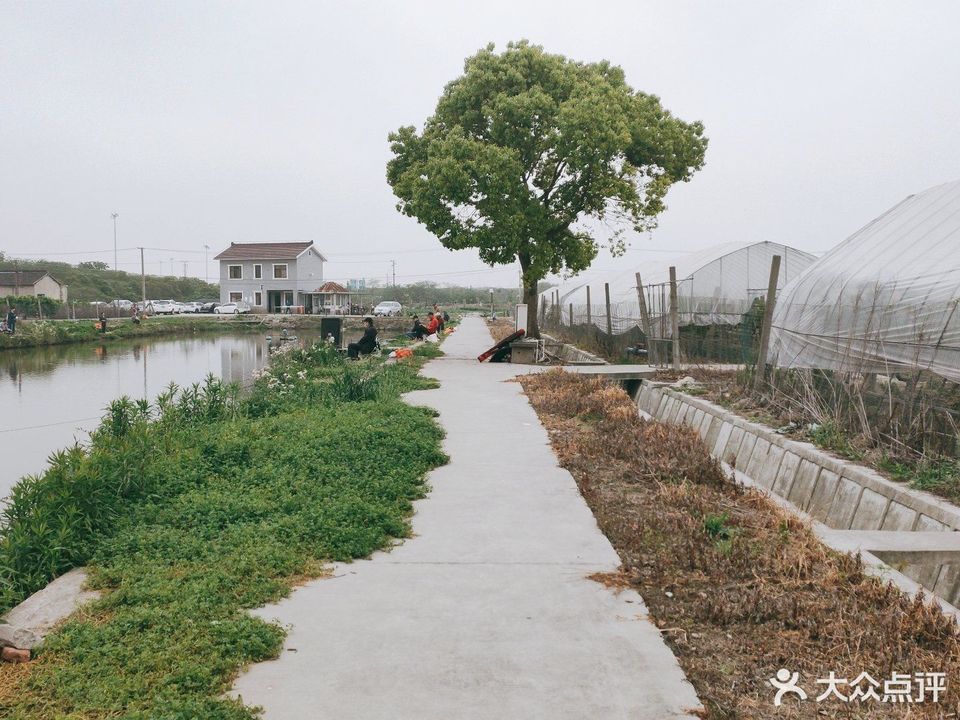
{"left": 520, "top": 369, "right": 960, "bottom": 719}
{"left": 486, "top": 318, "right": 517, "bottom": 344}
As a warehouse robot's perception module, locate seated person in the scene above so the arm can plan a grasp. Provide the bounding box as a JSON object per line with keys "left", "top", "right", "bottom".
{"left": 423, "top": 311, "right": 440, "bottom": 337}
{"left": 433, "top": 304, "right": 445, "bottom": 333}
{"left": 348, "top": 317, "right": 378, "bottom": 359}
{"left": 407, "top": 315, "right": 427, "bottom": 340}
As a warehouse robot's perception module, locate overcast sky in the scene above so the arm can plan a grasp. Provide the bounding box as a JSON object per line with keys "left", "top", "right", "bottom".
{"left": 2, "top": 0, "right": 958, "bottom": 288}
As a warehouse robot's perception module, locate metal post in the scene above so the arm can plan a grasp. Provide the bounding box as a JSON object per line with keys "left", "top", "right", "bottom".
{"left": 755, "top": 254, "right": 782, "bottom": 383}
{"left": 586, "top": 285, "right": 592, "bottom": 327}
{"left": 140, "top": 247, "right": 146, "bottom": 304}
{"left": 112, "top": 213, "right": 119, "bottom": 271}
{"left": 604, "top": 282, "right": 612, "bottom": 336}
{"left": 669, "top": 266, "right": 680, "bottom": 370}
{"left": 635, "top": 272, "right": 655, "bottom": 365}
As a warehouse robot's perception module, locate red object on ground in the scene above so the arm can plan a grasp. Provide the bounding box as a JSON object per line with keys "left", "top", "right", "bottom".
{"left": 477, "top": 329, "right": 525, "bottom": 362}
{"left": 1, "top": 647, "right": 30, "bottom": 663}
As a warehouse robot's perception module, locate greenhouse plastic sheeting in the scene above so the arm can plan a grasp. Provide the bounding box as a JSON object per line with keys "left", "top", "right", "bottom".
{"left": 540, "top": 241, "right": 816, "bottom": 335}
{"left": 770, "top": 179, "right": 960, "bottom": 383}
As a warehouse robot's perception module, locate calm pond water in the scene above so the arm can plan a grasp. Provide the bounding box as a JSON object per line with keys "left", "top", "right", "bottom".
{"left": 0, "top": 331, "right": 325, "bottom": 499}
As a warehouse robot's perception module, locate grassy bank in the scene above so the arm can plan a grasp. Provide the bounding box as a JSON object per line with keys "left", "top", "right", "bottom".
{"left": 0, "top": 341, "right": 446, "bottom": 717}
{"left": 520, "top": 371, "right": 960, "bottom": 718}
{"left": 0, "top": 316, "right": 262, "bottom": 351}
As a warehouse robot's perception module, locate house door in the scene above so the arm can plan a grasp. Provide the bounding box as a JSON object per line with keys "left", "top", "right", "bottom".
{"left": 267, "top": 290, "right": 294, "bottom": 313}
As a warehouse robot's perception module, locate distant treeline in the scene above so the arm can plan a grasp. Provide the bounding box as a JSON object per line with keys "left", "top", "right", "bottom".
{"left": 362, "top": 281, "right": 521, "bottom": 308}
{"left": 0, "top": 256, "right": 219, "bottom": 304}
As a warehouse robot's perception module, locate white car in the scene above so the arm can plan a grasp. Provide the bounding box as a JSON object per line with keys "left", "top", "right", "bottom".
{"left": 152, "top": 300, "right": 176, "bottom": 315}
{"left": 373, "top": 301, "right": 402, "bottom": 316}
{"left": 214, "top": 302, "right": 251, "bottom": 315}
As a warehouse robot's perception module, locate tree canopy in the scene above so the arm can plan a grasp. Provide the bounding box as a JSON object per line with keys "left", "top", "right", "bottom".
{"left": 387, "top": 40, "right": 707, "bottom": 336}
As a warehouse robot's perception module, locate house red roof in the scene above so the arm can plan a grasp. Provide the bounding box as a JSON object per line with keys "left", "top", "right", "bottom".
{"left": 314, "top": 281, "right": 349, "bottom": 294}
{"left": 214, "top": 242, "right": 321, "bottom": 261}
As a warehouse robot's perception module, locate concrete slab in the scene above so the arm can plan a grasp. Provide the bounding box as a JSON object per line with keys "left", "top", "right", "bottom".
{"left": 825, "top": 477, "right": 863, "bottom": 529}
{"left": 0, "top": 567, "right": 99, "bottom": 649}
{"left": 232, "top": 317, "right": 700, "bottom": 719}
{"left": 849, "top": 488, "right": 890, "bottom": 530}
{"left": 771, "top": 451, "right": 801, "bottom": 498}
{"left": 882, "top": 502, "right": 919, "bottom": 532}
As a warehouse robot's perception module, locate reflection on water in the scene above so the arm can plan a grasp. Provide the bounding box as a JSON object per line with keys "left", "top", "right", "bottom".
{"left": 0, "top": 332, "right": 319, "bottom": 498}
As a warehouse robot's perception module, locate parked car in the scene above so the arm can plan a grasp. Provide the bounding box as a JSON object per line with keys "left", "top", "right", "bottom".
{"left": 199, "top": 301, "right": 220, "bottom": 313}
{"left": 373, "top": 301, "right": 402, "bottom": 316}
{"left": 152, "top": 300, "right": 176, "bottom": 315}
{"left": 112, "top": 299, "right": 134, "bottom": 310}
{"left": 214, "top": 302, "right": 251, "bottom": 315}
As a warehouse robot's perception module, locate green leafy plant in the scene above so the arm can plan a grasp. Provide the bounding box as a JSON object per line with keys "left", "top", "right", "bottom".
{"left": 0, "top": 336, "right": 448, "bottom": 718}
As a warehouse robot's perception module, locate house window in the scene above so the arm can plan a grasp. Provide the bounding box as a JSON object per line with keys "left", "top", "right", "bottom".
{"left": 228, "top": 265, "right": 242, "bottom": 280}
{"left": 229, "top": 292, "right": 242, "bottom": 302}
{"left": 254, "top": 264, "right": 262, "bottom": 279}
{"left": 255, "top": 291, "right": 262, "bottom": 306}
{"left": 273, "top": 264, "right": 288, "bottom": 279}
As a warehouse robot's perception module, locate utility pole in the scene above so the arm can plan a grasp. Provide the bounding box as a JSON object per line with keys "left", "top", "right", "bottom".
{"left": 182, "top": 261, "right": 188, "bottom": 279}
{"left": 139, "top": 247, "right": 146, "bottom": 303}
{"left": 391, "top": 260, "right": 396, "bottom": 287}
{"left": 203, "top": 244, "right": 210, "bottom": 283}
{"left": 112, "top": 213, "right": 119, "bottom": 271}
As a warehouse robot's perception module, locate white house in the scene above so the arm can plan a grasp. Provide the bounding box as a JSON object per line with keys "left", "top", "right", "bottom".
{"left": 214, "top": 242, "right": 326, "bottom": 312}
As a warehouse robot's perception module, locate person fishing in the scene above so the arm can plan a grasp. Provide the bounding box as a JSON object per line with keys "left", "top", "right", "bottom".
{"left": 348, "top": 317, "right": 378, "bottom": 359}
{"left": 407, "top": 315, "right": 427, "bottom": 340}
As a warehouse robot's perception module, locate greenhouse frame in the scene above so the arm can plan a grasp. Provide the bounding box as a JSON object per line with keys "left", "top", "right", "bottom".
{"left": 770, "top": 179, "right": 960, "bottom": 383}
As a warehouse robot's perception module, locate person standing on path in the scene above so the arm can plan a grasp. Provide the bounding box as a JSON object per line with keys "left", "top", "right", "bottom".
{"left": 6, "top": 307, "right": 16, "bottom": 334}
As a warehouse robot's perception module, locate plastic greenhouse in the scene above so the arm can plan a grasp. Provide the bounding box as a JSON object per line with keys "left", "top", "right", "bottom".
{"left": 541, "top": 241, "right": 817, "bottom": 336}
{"left": 770, "top": 180, "right": 960, "bottom": 383}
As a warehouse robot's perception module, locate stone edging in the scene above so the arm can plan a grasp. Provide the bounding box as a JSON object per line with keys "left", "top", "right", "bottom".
{"left": 636, "top": 381, "right": 960, "bottom": 533}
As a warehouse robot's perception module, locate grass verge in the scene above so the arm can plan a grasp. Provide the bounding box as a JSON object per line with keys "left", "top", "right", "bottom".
{"left": 519, "top": 370, "right": 960, "bottom": 718}
{"left": 0, "top": 316, "right": 263, "bottom": 351}
{"left": 0, "top": 341, "right": 446, "bottom": 718}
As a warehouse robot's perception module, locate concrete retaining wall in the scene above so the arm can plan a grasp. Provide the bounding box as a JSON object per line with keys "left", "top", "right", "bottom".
{"left": 636, "top": 380, "right": 960, "bottom": 607}
{"left": 637, "top": 382, "right": 960, "bottom": 532}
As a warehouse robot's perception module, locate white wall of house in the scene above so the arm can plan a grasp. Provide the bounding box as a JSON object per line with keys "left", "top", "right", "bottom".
{"left": 0, "top": 276, "right": 68, "bottom": 302}
{"left": 34, "top": 275, "right": 67, "bottom": 301}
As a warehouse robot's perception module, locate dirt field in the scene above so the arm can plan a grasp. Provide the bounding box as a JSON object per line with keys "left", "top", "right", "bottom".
{"left": 520, "top": 370, "right": 960, "bottom": 719}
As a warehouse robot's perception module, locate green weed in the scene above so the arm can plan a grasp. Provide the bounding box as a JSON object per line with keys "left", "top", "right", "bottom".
{"left": 0, "top": 339, "right": 447, "bottom": 718}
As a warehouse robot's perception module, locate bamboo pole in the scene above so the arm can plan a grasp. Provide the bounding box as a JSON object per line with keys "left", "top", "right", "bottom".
{"left": 669, "top": 267, "right": 680, "bottom": 370}
{"left": 755, "top": 254, "right": 782, "bottom": 385}
{"left": 635, "top": 272, "right": 655, "bottom": 365}
{"left": 604, "top": 282, "right": 613, "bottom": 336}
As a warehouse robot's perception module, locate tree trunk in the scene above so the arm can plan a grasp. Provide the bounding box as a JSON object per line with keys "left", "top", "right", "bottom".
{"left": 523, "top": 283, "right": 540, "bottom": 339}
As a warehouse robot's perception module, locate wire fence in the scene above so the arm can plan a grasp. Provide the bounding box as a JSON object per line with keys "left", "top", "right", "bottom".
{"left": 539, "top": 284, "right": 960, "bottom": 461}
{"left": 539, "top": 297, "right": 764, "bottom": 366}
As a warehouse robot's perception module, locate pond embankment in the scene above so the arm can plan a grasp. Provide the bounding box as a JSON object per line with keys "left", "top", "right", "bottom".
{"left": 0, "top": 340, "right": 446, "bottom": 718}
{"left": 0, "top": 314, "right": 413, "bottom": 351}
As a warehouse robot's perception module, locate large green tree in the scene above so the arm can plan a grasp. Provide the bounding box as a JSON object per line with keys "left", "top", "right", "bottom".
{"left": 387, "top": 41, "right": 707, "bottom": 337}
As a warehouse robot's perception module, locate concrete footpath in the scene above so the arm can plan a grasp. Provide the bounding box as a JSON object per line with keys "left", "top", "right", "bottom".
{"left": 232, "top": 317, "right": 700, "bottom": 719}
